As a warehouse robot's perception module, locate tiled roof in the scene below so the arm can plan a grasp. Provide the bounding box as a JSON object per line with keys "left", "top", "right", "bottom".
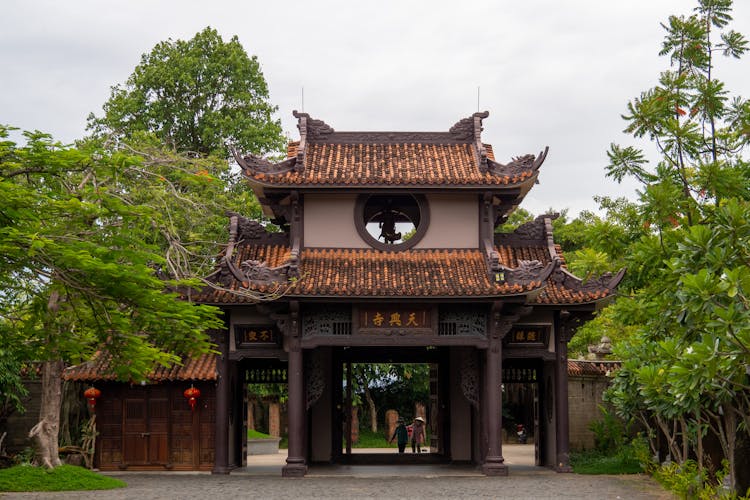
{"left": 250, "top": 143, "right": 532, "bottom": 187}
{"left": 63, "top": 352, "right": 216, "bottom": 382}
{"left": 199, "top": 246, "right": 543, "bottom": 303}
{"left": 196, "top": 239, "right": 619, "bottom": 305}
{"left": 568, "top": 360, "right": 621, "bottom": 377}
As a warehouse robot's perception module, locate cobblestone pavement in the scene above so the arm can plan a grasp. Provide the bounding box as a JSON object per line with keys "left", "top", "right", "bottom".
{"left": 1, "top": 446, "right": 674, "bottom": 499}
{"left": 1, "top": 470, "right": 672, "bottom": 500}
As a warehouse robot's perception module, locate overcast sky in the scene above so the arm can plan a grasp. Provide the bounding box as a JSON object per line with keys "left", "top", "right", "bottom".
{"left": 2, "top": 0, "right": 748, "bottom": 216}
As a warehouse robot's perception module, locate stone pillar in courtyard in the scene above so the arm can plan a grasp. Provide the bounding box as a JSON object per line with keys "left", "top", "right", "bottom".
{"left": 385, "top": 409, "right": 399, "bottom": 440}
{"left": 268, "top": 400, "right": 280, "bottom": 437}
{"left": 414, "top": 402, "right": 426, "bottom": 421}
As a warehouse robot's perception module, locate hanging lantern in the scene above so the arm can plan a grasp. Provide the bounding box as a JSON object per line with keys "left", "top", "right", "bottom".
{"left": 83, "top": 387, "right": 101, "bottom": 410}
{"left": 183, "top": 385, "right": 201, "bottom": 411}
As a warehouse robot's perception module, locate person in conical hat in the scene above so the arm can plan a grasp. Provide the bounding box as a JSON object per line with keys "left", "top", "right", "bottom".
{"left": 411, "top": 416, "right": 426, "bottom": 453}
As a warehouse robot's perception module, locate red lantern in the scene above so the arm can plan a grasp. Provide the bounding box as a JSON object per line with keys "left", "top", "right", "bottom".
{"left": 84, "top": 387, "right": 101, "bottom": 410}
{"left": 183, "top": 386, "right": 201, "bottom": 411}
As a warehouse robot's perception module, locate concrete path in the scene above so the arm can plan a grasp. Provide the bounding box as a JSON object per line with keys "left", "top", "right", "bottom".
{"left": 2, "top": 446, "right": 674, "bottom": 499}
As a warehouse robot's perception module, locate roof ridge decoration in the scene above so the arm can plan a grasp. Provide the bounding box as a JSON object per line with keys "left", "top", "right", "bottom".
{"left": 450, "top": 111, "right": 489, "bottom": 169}
{"left": 206, "top": 214, "right": 296, "bottom": 290}
{"left": 495, "top": 213, "right": 559, "bottom": 246}
{"left": 486, "top": 146, "right": 548, "bottom": 178}
{"left": 550, "top": 266, "right": 627, "bottom": 295}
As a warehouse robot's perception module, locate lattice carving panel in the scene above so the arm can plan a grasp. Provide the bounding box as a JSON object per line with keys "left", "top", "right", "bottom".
{"left": 438, "top": 308, "right": 487, "bottom": 337}
{"left": 303, "top": 308, "right": 352, "bottom": 337}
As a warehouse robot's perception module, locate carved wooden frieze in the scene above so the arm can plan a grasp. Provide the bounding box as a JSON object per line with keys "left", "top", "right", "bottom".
{"left": 460, "top": 351, "right": 480, "bottom": 408}
{"left": 305, "top": 354, "right": 325, "bottom": 409}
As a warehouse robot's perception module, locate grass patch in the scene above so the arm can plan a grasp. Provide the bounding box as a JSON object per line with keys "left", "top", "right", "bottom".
{"left": 354, "top": 429, "right": 396, "bottom": 448}
{"left": 247, "top": 429, "right": 273, "bottom": 439}
{"left": 0, "top": 464, "right": 126, "bottom": 492}
{"left": 570, "top": 449, "right": 643, "bottom": 475}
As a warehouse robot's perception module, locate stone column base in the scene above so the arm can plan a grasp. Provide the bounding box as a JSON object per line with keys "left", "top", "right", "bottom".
{"left": 211, "top": 466, "right": 230, "bottom": 475}
{"left": 555, "top": 463, "right": 573, "bottom": 473}
{"left": 482, "top": 457, "right": 508, "bottom": 476}
{"left": 282, "top": 458, "right": 307, "bottom": 477}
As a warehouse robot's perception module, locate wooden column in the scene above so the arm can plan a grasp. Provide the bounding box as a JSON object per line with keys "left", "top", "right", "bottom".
{"left": 555, "top": 310, "right": 573, "bottom": 472}
{"left": 283, "top": 302, "right": 307, "bottom": 477}
{"left": 212, "top": 324, "right": 230, "bottom": 474}
{"left": 482, "top": 303, "right": 508, "bottom": 476}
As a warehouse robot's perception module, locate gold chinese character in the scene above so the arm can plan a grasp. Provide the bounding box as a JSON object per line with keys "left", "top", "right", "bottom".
{"left": 247, "top": 331, "right": 258, "bottom": 342}
{"left": 259, "top": 330, "right": 270, "bottom": 341}
{"left": 406, "top": 312, "right": 418, "bottom": 327}
{"left": 373, "top": 312, "right": 384, "bottom": 327}
{"left": 389, "top": 313, "right": 402, "bottom": 326}
{"left": 527, "top": 331, "right": 537, "bottom": 341}
{"left": 515, "top": 331, "right": 524, "bottom": 341}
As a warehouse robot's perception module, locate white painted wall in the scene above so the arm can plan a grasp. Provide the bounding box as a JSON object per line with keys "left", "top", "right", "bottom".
{"left": 302, "top": 193, "right": 479, "bottom": 249}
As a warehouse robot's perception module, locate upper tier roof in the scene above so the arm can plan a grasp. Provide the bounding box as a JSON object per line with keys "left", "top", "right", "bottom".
{"left": 234, "top": 111, "right": 548, "bottom": 189}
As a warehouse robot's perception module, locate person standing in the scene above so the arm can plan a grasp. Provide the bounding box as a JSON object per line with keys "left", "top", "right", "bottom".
{"left": 411, "top": 417, "right": 425, "bottom": 453}
{"left": 389, "top": 417, "right": 409, "bottom": 453}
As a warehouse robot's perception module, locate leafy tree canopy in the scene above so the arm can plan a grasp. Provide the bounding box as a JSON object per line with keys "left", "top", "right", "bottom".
{"left": 87, "top": 27, "right": 285, "bottom": 158}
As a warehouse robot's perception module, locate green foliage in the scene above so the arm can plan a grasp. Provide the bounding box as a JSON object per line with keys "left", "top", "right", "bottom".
{"left": 88, "top": 26, "right": 284, "bottom": 158}
{"left": 247, "top": 429, "right": 273, "bottom": 439}
{"left": 601, "top": 1, "right": 750, "bottom": 492}
{"left": 649, "top": 460, "right": 743, "bottom": 500}
{"left": 353, "top": 428, "right": 394, "bottom": 448}
{"left": 568, "top": 304, "right": 639, "bottom": 358}
{"left": 495, "top": 207, "right": 534, "bottom": 233}
{"left": 588, "top": 406, "right": 628, "bottom": 455}
{"left": 0, "top": 126, "right": 224, "bottom": 382}
{"left": 0, "top": 464, "right": 125, "bottom": 491}
{"left": 570, "top": 439, "right": 645, "bottom": 475}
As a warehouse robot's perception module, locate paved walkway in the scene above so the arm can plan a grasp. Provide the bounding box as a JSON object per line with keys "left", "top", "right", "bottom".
{"left": 2, "top": 446, "right": 674, "bottom": 499}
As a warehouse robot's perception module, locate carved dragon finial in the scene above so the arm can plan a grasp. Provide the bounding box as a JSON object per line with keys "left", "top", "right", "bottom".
{"left": 487, "top": 146, "right": 549, "bottom": 178}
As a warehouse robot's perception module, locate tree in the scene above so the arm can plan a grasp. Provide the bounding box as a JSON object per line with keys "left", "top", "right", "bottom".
{"left": 88, "top": 27, "right": 285, "bottom": 158}
{"left": 0, "top": 128, "right": 229, "bottom": 467}
{"left": 602, "top": 0, "right": 749, "bottom": 490}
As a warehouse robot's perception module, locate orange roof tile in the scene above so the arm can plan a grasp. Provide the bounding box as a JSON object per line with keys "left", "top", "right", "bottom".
{"left": 248, "top": 143, "right": 534, "bottom": 187}
{"left": 63, "top": 352, "right": 216, "bottom": 382}
{"left": 197, "top": 246, "right": 542, "bottom": 303}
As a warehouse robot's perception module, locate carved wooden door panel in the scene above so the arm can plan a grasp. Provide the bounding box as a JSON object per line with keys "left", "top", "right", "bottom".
{"left": 123, "top": 397, "right": 148, "bottom": 465}
{"left": 147, "top": 395, "right": 169, "bottom": 464}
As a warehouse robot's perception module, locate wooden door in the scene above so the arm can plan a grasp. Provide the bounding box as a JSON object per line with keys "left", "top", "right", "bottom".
{"left": 123, "top": 397, "right": 148, "bottom": 465}
{"left": 122, "top": 388, "right": 170, "bottom": 466}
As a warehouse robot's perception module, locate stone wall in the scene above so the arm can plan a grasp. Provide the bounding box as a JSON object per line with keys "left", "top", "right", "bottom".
{"left": 567, "top": 373, "right": 613, "bottom": 451}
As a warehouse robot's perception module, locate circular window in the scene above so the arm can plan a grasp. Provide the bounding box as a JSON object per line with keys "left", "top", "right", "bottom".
{"left": 354, "top": 194, "right": 429, "bottom": 251}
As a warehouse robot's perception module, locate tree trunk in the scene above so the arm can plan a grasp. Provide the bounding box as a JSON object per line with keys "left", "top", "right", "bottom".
{"left": 364, "top": 386, "right": 377, "bottom": 433}
{"left": 29, "top": 359, "right": 64, "bottom": 468}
